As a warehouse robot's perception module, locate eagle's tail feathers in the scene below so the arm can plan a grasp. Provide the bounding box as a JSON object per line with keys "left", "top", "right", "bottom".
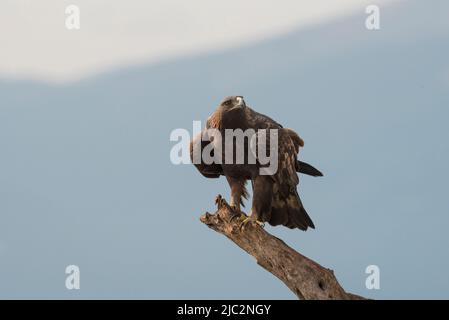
{"left": 296, "top": 160, "right": 323, "bottom": 177}
{"left": 271, "top": 192, "right": 315, "bottom": 231}
{"left": 268, "top": 203, "right": 288, "bottom": 226}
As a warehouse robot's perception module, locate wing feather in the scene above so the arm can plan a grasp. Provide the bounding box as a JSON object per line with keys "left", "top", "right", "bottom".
{"left": 269, "top": 129, "right": 315, "bottom": 230}
{"left": 190, "top": 132, "right": 222, "bottom": 178}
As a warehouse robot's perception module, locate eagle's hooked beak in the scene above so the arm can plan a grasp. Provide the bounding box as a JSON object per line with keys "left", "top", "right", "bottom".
{"left": 229, "top": 96, "right": 246, "bottom": 110}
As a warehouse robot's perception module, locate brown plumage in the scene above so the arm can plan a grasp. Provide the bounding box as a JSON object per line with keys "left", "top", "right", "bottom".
{"left": 190, "top": 96, "right": 322, "bottom": 230}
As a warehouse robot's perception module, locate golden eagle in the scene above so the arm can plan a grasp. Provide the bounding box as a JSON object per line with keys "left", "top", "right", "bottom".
{"left": 191, "top": 96, "right": 322, "bottom": 230}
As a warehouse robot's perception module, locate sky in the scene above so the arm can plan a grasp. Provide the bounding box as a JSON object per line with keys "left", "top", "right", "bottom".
{"left": 0, "top": 0, "right": 394, "bottom": 82}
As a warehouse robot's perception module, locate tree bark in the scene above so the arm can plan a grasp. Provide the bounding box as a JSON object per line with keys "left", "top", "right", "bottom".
{"left": 200, "top": 195, "right": 367, "bottom": 300}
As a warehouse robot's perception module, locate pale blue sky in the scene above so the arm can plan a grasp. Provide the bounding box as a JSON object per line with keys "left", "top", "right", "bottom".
{"left": 0, "top": 0, "right": 448, "bottom": 299}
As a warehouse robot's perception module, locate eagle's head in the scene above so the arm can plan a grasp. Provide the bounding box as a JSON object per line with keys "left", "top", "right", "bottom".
{"left": 219, "top": 95, "right": 246, "bottom": 112}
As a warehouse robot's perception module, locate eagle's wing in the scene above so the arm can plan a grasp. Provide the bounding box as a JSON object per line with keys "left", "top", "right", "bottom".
{"left": 269, "top": 129, "right": 315, "bottom": 230}
{"left": 190, "top": 106, "right": 225, "bottom": 178}
{"left": 276, "top": 129, "right": 299, "bottom": 189}
{"left": 284, "top": 128, "right": 323, "bottom": 177}
{"left": 206, "top": 108, "right": 221, "bottom": 130}
{"left": 282, "top": 128, "right": 304, "bottom": 152}
{"left": 190, "top": 132, "right": 222, "bottom": 178}
{"left": 245, "top": 107, "right": 283, "bottom": 130}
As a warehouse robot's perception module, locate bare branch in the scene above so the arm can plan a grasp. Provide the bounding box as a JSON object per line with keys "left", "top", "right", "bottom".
{"left": 200, "top": 196, "right": 367, "bottom": 300}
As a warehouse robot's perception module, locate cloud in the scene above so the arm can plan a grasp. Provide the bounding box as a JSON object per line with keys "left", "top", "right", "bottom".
{"left": 0, "top": 0, "right": 394, "bottom": 82}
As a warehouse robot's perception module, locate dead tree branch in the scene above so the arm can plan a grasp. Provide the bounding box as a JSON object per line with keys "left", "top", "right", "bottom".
{"left": 200, "top": 195, "right": 366, "bottom": 300}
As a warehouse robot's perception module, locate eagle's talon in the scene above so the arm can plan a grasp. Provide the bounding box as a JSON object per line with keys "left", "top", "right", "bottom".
{"left": 230, "top": 212, "right": 247, "bottom": 223}
{"left": 239, "top": 216, "right": 265, "bottom": 231}
{"left": 229, "top": 205, "right": 246, "bottom": 220}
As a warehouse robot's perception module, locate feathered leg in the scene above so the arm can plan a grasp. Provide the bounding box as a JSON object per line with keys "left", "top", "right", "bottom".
{"left": 226, "top": 176, "right": 248, "bottom": 212}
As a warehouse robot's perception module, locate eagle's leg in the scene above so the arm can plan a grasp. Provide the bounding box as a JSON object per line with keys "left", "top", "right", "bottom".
{"left": 226, "top": 176, "right": 248, "bottom": 220}
{"left": 240, "top": 175, "right": 273, "bottom": 230}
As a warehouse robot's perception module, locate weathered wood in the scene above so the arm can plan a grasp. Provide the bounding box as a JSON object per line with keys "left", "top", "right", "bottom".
{"left": 200, "top": 195, "right": 366, "bottom": 300}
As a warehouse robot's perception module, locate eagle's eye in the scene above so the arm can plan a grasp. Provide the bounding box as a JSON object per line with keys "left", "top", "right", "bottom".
{"left": 223, "top": 100, "right": 232, "bottom": 106}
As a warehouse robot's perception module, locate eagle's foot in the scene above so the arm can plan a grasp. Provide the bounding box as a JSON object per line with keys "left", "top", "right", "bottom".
{"left": 215, "top": 194, "right": 230, "bottom": 210}
{"left": 230, "top": 211, "right": 247, "bottom": 223}
{"left": 228, "top": 202, "right": 247, "bottom": 223}
{"left": 239, "top": 216, "right": 265, "bottom": 231}
{"left": 230, "top": 204, "right": 239, "bottom": 212}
